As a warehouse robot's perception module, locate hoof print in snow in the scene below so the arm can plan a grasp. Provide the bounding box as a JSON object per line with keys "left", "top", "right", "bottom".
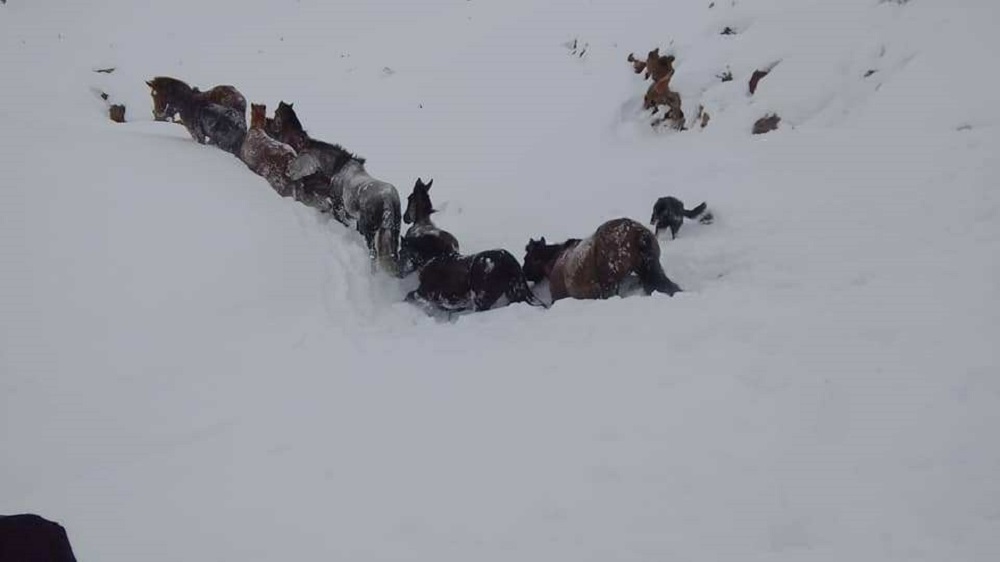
{"left": 864, "top": 69, "right": 877, "bottom": 78}
{"left": 382, "top": 67, "right": 395, "bottom": 77}
{"left": 749, "top": 69, "right": 769, "bottom": 95}
{"left": 109, "top": 104, "right": 126, "bottom": 123}
{"left": 93, "top": 67, "right": 116, "bottom": 74}
{"left": 752, "top": 113, "right": 781, "bottom": 135}
{"left": 717, "top": 69, "right": 733, "bottom": 82}
{"left": 720, "top": 26, "right": 738, "bottom": 36}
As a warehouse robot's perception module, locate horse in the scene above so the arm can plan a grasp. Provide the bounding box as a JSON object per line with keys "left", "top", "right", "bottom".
{"left": 406, "top": 250, "right": 547, "bottom": 313}
{"left": 650, "top": 196, "right": 709, "bottom": 239}
{"left": 329, "top": 158, "right": 401, "bottom": 274}
{"left": 522, "top": 218, "right": 681, "bottom": 301}
{"left": 268, "top": 101, "right": 359, "bottom": 214}
{"left": 239, "top": 104, "right": 301, "bottom": 198}
{"left": 270, "top": 102, "right": 355, "bottom": 180}
{"left": 147, "top": 76, "right": 246, "bottom": 122}
{"left": 400, "top": 178, "right": 460, "bottom": 275}
{"left": 145, "top": 76, "right": 246, "bottom": 154}
{"left": 644, "top": 48, "right": 675, "bottom": 82}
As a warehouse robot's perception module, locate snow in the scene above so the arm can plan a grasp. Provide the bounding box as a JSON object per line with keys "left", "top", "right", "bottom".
{"left": 2, "top": 0, "right": 999, "bottom": 561}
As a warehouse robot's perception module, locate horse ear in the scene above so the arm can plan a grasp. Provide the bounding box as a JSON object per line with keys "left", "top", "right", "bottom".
{"left": 540, "top": 237, "right": 546, "bottom": 245}
{"left": 146, "top": 80, "right": 154, "bottom": 87}
{"left": 425, "top": 179, "right": 433, "bottom": 190}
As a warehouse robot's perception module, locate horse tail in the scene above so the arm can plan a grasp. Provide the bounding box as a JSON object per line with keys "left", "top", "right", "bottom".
{"left": 375, "top": 192, "right": 401, "bottom": 276}
{"left": 518, "top": 282, "right": 548, "bottom": 308}
{"left": 503, "top": 252, "right": 549, "bottom": 308}
{"left": 684, "top": 202, "right": 707, "bottom": 219}
{"left": 638, "top": 231, "right": 681, "bottom": 296}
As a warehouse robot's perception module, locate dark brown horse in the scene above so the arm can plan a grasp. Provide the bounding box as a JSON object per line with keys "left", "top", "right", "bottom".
{"left": 145, "top": 76, "right": 247, "bottom": 154}
{"left": 147, "top": 76, "right": 246, "bottom": 122}
{"left": 400, "top": 178, "right": 460, "bottom": 275}
{"left": 407, "top": 250, "right": 546, "bottom": 313}
{"left": 239, "top": 104, "right": 301, "bottom": 198}
{"left": 270, "top": 102, "right": 355, "bottom": 181}
{"left": 268, "top": 101, "right": 360, "bottom": 215}
{"left": 522, "top": 218, "right": 681, "bottom": 301}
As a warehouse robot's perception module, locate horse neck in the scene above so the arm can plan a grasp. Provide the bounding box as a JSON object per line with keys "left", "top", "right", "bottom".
{"left": 282, "top": 129, "right": 308, "bottom": 151}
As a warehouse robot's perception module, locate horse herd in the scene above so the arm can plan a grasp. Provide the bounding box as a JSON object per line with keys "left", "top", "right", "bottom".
{"left": 145, "top": 76, "right": 711, "bottom": 314}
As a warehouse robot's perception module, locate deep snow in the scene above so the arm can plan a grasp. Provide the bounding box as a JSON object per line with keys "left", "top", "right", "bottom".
{"left": 1, "top": 0, "right": 999, "bottom": 561}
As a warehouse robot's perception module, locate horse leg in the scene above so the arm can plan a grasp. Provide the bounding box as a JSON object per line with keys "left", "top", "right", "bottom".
{"left": 506, "top": 275, "right": 548, "bottom": 308}
{"left": 638, "top": 258, "right": 681, "bottom": 296}
{"left": 473, "top": 286, "right": 504, "bottom": 311}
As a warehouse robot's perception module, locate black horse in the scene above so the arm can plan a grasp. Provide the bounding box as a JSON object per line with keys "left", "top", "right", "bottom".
{"left": 407, "top": 250, "right": 547, "bottom": 312}
{"left": 400, "top": 178, "right": 460, "bottom": 275}
{"left": 650, "top": 196, "right": 709, "bottom": 239}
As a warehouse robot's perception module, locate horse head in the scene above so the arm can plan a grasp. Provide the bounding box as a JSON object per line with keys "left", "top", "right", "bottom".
{"left": 522, "top": 237, "right": 557, "bottom": 283}
{"left": 273, "top": 101, "right": 304, "bottom": 135}
{"left": 404, "top": 178, "right": 435, "bottom": 224}
{"left": 249, "top": 103, "right": 268, "bottom": 130}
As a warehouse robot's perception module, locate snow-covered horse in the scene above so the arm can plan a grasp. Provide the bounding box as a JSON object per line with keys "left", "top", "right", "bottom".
{"left": 239, "top": 104, "right": 301, "bottom": 198}
{"left": 146, "top": 76, "right": 247, "bottom": 153}
{"left": 268, "top": 101, "right": 358, "bottom": 213}
{"left": 400, "top": 178, "right": 460, "bottom": 275}
{"left": 330, "top": 158, "right": 401, "bottom": 274}
{"left": 522, "top": 218, "right": 681, "bottom": 301}
{"left": 406, "top": 249, "right": 546, "bottom": 313}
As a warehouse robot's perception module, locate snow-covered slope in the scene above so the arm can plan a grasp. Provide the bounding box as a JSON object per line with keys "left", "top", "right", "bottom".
{"left": 2, "top": 1, "right": 998, "bottom": 560}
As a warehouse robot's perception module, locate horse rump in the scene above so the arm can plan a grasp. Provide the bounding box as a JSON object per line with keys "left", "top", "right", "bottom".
{"left": 199, "top": 103, "right": 247, "bottom": 154}
{"left": 469, "top": 250, "right": 547, "bottom": 310}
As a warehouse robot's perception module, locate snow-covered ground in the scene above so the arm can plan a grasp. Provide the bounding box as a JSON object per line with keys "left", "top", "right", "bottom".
{"left": 2, "top": 0, "right": 998, "bottom": 560}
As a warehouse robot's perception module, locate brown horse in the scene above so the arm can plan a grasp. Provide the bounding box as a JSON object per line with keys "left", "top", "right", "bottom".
{"left": 147, "top": 76, "right": 246, "bottom": 123}
{"left": 644, "top": 49, "right": 675, "bottom": 82}
{"left": 644, "top": 76, "right": 684, "bottom": 129}
{"left": 145, "top": 76, "right": 247, "bottom": 154}
{"left": 522, "top": 218, "right": 681, "bottom": 301}
{"left": 239, "top": 104, "right": 301, "bottom": 198}
{"left": 400, "top": 178, "right": 460, "bottom": 275}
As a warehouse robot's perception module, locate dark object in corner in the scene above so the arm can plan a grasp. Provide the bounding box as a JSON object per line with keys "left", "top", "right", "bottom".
{"left": 0, "top": 514, "right": 78, "bottom": 562}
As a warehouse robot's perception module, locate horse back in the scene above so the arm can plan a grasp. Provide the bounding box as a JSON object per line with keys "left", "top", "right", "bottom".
{"left": 202, "top": 85, "right": 247, "bottom": 116}
{"left": 558, "top": 218, "right": 654, "bottom": 299}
